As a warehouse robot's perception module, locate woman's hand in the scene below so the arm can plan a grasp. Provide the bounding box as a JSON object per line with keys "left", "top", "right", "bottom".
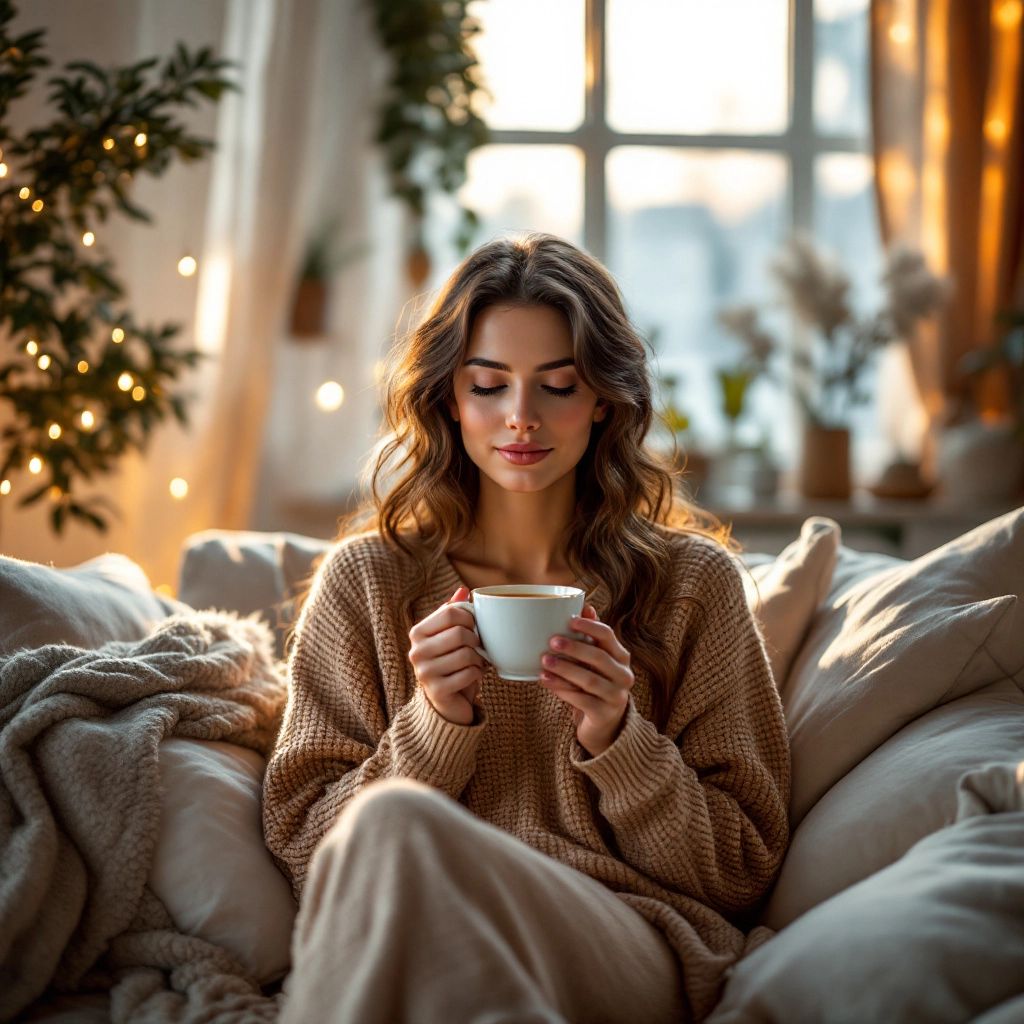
{"left": 539, "top": 604, "right": 636, "bottom": 757}
{"left": 407, "top": 586, "right": 486, "bottom": 726}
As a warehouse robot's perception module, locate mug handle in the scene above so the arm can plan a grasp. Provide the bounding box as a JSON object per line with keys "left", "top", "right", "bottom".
{"left": 449, "top": 600, "right": 491, "bottom": 663}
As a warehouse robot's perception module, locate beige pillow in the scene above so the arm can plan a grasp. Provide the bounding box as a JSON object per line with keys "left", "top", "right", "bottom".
{"left": 150, "top": 738, "right": 297, "bottom": 985}
{"left": 709, "top": 761, "right": 1024, "bottom": 1024}
{"left": 0, "top": 553, "right": 184, "bottom": 655}
{"left": 761, "top": 677, "right": 1024, "bottom": 929}
{"left": 783, "top": 506, "right": 1023, "bottom": 827}
{"left": 742, "top": 517, "right": 840, "bottom": 688}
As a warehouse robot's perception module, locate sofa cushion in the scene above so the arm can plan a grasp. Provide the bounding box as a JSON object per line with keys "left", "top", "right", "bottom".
{"left": 0, "top": 552, "right": 184, "bottom": 656}
{"left": 742, "top": 516, "right": 840, "bottom": 688}
{"left": 708, "top": 760, "right": 1024, "bottom": 1024}
{"left": 150, "top": 738, "right": 297, "bottom": 985}
{"left": 177, "top": 530, "right": 329, "bottom": 659}
{"left": 783, "top": 506, "right": 1024, "bottom": 827}
{"left": 762, "top": 676, "right": 1024, "bottom": 929}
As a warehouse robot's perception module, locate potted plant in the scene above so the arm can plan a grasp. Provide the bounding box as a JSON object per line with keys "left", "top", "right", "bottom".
{"left": 720, "top": 236, "right": 949, "bottom": 500}
{"left": 289, "top": 218, "right": 369, "bottom": 338}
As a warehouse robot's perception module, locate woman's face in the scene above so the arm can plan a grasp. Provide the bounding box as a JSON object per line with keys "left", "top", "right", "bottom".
{"left": 446, "top": 303, "right": 607, "bottom": 494}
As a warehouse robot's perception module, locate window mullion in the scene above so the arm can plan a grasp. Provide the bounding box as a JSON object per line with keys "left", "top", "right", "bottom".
{"left": 584, "top": 0, "right": 609, "bottom": 261}
{"left": 791, "top": 0, "right": 816, "bottom": 235}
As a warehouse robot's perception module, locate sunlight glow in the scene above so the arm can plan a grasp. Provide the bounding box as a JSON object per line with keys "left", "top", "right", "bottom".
{"left": 316, "top": 381, "right": 345, "bottom": 411}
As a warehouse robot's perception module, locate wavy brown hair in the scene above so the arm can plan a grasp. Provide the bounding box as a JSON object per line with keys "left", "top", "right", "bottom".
{"left": 297, "top": 232, "right": 737, "bottom": 731}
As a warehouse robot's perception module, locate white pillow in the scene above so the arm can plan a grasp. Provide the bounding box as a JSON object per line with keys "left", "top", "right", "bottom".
{"left": 150, "top": 738, "right": 297, "bottom": 985}
{"left": 742, "top": 517, "right": 840, "bottom": 688}
{"left": 783, "top": 506, "right": 1024, "bottom": 827}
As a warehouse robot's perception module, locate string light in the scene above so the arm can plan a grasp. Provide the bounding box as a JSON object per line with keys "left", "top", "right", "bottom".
{"left": 316, "top": 380, "right": 345, "bottom": 411}
{"left": 37, "top": 354, "right": 51, "bottom": 370}
{"left": 82, "top": 231, "right": 95, "bottom": 246}
{"left": 985, "top": 117, "right": 1008, "bottom": 143}
{"left": 28, "top": 456, "right": 43, "bottom": 474}
{"left": 996, "top": 0, "right": 1022, "bottom": 30}
{"left": 26, "top": 339, "right": 38, "bottom": 356}
{"left": 80, "top": 410, "right": 95, "bottom": 430}
{"left": 31, "top": 198, "right": 44, "bottom": 212}
{"left": 117, "top": 372, "right": 134, "bottom": 391}
{"left": 177, "top": 255, "right": 197, "bottom": 277}
{"left": 48, "top": 423, "right": 62, "bottom": 440}
{"left": 18, "top": 186, "right": 30, "bottom": 200}
{"left": 131, "top": 385, "right": 146, "bottom": 401}
{"left": 134, "top": 131, "right": 147, "bottom": 147}
{"left": 0, "top": 163, "right": 7, "bottom": 178}
{"left": 103, "top": 137, "right": 115, "bottom": 150}
{"left": 112, "top": 327, "right": 125, "bottom": 343}
{"left": 48, "top": 486, "right": 63, "bottom": 502}
{"left": 77, "top": 360, "right": 89, "bottom": 373}
{"left": 169, "top": 477, "right": 189, "bottom": 499}
{"left": 0, "top": 480, "right": 10, "bottom": 496}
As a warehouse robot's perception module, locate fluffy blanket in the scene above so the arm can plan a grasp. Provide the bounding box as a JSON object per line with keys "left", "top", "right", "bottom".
{"left": 0, "top": 611, "right": 288, "bottom": 1023}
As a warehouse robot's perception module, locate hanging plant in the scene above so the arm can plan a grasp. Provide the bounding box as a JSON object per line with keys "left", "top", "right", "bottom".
{"left": 367, "top": 0, "right": 492, "bottom": 281}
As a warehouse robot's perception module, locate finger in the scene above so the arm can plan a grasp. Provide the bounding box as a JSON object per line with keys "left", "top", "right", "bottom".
{"left": 547, "top": 635, "right": 621, "bottom": 679}
{"left": 539, "top": 677, "right": 604, "bottom": 716}
{"left": 422, "top": 644, "right": 485, "bottom": 678}
{"left": 540, "top": 655, "right": 622, "bottom": 702}
{"left": 430, "top": 664, "right": 484, "bottom": 698}
{"left": 582, "top": 604, "right": 599, "bottom": 619}
{"left": 566, "top": 615, "right": 630, "bottom": 663}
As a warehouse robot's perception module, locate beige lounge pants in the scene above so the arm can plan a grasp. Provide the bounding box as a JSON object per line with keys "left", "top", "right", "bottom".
{"left": 280, "top": 777, "right": 688, "bottom": 1024}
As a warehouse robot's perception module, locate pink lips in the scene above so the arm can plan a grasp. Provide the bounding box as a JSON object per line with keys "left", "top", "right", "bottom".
{"left": 497, "top": 446, "right": 551, "bottom": 465}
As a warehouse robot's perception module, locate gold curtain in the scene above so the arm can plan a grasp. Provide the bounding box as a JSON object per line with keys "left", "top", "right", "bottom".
{"left": 870, "top": 0, "right": 1024, "bottom": 427}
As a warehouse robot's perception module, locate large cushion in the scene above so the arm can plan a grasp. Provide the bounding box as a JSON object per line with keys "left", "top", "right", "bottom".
{"left": 741, "top": 517, "right": 840, "bottom": 687}
{"left": 0, "top": 552, "right": 184, "bottom": 656}
{"left": 709, "top": 760, "right": 1024, "bottom": 1024}
{"left": 783, "top": 506, "right": 1024, "bottom": 827}
{"left": 762, "top": 676, "right": 1024, "bottom": 929}
{"left": 177, "top": 530, "right": 329, "bottom": 659}
{"left": 150, "top": 738, "right": 297, "bottom": 985}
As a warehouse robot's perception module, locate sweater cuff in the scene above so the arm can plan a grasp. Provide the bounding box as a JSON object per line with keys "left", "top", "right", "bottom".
{"left": 389, "top": 687, "right": 487, "bottom": 788}
{"left": 570, "top": 696, "right": 682, "bottom": 810}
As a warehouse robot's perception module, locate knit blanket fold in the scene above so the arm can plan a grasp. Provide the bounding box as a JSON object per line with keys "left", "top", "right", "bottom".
{"left": 0, "top": 611, "right": 288, "bottom": 1023}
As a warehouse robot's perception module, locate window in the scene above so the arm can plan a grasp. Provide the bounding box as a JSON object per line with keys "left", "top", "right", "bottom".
{"left": 425, "top": 0, "right": 883, "bottom": 474}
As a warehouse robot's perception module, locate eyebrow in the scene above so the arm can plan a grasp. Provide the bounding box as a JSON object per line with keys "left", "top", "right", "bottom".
{"left": 463, "top": 357, "right": 575, "bottom": 372}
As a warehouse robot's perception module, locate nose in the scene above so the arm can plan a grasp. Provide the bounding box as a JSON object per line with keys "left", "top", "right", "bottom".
{"left": 505, "top": 386, "right": 540, "bottom": 433}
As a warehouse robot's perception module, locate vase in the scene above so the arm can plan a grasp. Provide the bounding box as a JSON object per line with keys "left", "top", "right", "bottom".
{"left": 935, "top": 418, "right": 1024, "bottom": 505}
{"left": 799, "top": 425, "right": 851, "bottom": 501}
{"left": 290, "top": 278, "right": 328, "bottom": 337}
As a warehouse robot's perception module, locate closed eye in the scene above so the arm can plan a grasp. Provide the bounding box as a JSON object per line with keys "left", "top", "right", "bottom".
{"left": 470, "top": 384, "right": 578, "bottom": 398}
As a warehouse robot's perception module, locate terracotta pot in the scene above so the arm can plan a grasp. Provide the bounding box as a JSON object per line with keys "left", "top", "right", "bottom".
{"left": 799, "top": 425, "right": 851, "bottom": 500}
{"left": 290, "top": 278, "right": 328, "bottom": 337}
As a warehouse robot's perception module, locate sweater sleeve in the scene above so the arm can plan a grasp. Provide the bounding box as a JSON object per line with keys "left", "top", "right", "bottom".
{"left": 570, "top": 548, "right": 791, "bottom": 917}
{"left": 261, "top": 544, "right": 486, "bottom": 894}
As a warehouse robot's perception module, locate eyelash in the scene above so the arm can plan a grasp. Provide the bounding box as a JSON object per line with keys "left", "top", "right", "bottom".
{"left": 470, "top": 384, "right": 578, "bottom": 398}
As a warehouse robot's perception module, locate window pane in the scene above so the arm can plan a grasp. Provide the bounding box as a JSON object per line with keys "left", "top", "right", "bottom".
{"left": 607, "top": 147, "right": 789, "bottom": 453}
{"left": 468, "top": 0, "right": 585, "bottom": 131}
{"left": 424, "top": 145, "right": 584, "bottom": 285}
{"left": 815, "top": 0, "right": 870, "bottom": 136}
{"left": 607, "top": 1, "right": 788, "bottom": 134}
{"left": 815, "top": 152, "right": 887, "bottom": 477}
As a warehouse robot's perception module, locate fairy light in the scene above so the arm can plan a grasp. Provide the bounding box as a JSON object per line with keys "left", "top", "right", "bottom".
{"left": 103, "top": 137, "right": 115, "bottom": 150}
{"left": 117, "top": 372, "right": 133, "bottom": 391}
{"left": 31, "top": 198, "right": 44, "bottom": 212}
{"left": 0, "top": 163, "right": 8, "bottom": 178}
{"left": 77, "top": 360, "right": 89, "bottom": 374}
{"left": 996, "top": 0, "right": 1022, "bottom": 30}
{"left": 48, "top": 423, "right": 62, "bottom": 440}
{"left": 0, "top": 480, "right": 10, "bottom": 496}
{"left": 82, "top": 231, "right": 95, "bottom": 246}
{"left": 48, "top": 486, "right": 63, "bottom": 502}
{"left": 18, "top": 186, "right": 30, "bottom": 200}
{"left": 28, "top": 456, "right": 43, "bottom": 474}
{"left": 177, "top": 255, "right": 197, "bottom": 277}
{"left": 26, "top": 339, "right": 38, "bottom": 356}
{"left": 134, "top": 132, "right": 147, "bottom": 147}
{"left": 131, "top": 385, "right": 146, "bottom": 401}
{"left": 80, "top": 410, "right": 95, "bottom": 430}
{"left": 889, "top": 22, "right": 912, "bottom": 44}
{"left": 112, "top": 327, "right": 125, "bottom": 343}
{"left": 169, "top": 477, "right": 189, "bottom": 499}
{"left": 37, "top": 354, "right": 51, "bottom": 370}
{"left": 316, "top": 380, "right": 345, "bottom": 411}
{"left": 985, "top": 117, "right": 1008, "bottom": 143}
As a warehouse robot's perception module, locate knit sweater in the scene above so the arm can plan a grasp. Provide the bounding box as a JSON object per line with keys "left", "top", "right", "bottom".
{"left": 262, "top": 527, "right": 791, "bottom": 1022}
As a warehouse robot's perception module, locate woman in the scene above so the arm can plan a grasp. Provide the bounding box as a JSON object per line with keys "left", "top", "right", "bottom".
{"left": 262, "top": 232, "right": 791, "bottom": 1024}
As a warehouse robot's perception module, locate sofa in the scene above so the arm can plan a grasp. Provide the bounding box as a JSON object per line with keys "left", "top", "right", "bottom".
{"left": 2, "top": 507, "right": 1022, "bottom": 1024}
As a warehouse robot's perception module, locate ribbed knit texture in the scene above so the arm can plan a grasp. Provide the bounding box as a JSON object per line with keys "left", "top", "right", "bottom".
{"left": 262, "top": 527, "right": 791, "bottom": 1022}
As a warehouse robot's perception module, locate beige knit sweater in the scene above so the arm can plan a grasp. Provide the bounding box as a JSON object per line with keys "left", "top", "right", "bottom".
{"left": 262, "top": 527, "right": 791, "bottom": 1022}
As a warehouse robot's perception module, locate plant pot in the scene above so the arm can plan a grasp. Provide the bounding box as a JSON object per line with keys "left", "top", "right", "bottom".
{"left": 935, "top": 418, "right": 1024, "bottom": 504}
{"left": 799, "top": 425, "right": 851, "bottom": 501}
{"left": 290, "top": 278, "right": 328, "bottom": 337}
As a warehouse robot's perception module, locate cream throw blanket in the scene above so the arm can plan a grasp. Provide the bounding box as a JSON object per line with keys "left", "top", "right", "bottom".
{"left": 0, "top": 611, "right": 288, "bottom": 1023}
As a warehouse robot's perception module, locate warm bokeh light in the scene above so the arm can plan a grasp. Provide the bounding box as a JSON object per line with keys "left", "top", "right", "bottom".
{"left": 889, "top": 22, "right": 912, "bottom": 45}
{"left": 26, "top": 339, "right": 38, "bottom": 356}
{"left": 155, "top": 583, "right": 174, "bottom": 597}
{"left": 117, "top": 372, "right": 134, "bottom": 391}
{"left": 28, "top": 456, "right": 43, "bottom": 474}
{"left": 132, "top": 385, "right": 146, "bottom": 401}
{"left": 985, "top": 117, "right": 1008, "bottom": 143}
{"left": 37, "top": 354, "right": 51, "bottom": 370}
{"left": 0, "top": 162, "right": 8, "bottom": 178}
{"left": 18, "top": 186, "right": 30, "bottom": 199}
{"left": 48, "top": 486, "right": 63, "bottom": 502}
{"left": 177, "top": 255, "right": 197, "bottom": 277}
{"left": 169, "top": 477, "right": 189, "bottom": 499}
{"left": 134, "top": 132, "right": 147, "bottom": 147}
{"left": 0, "top": 479, "right": 10, "bottom": 495}
{"left": 196, "top": 251, "right": 232, "bottom": 355}
{"left": 112, "top": 327, "right": 125, "bottom": 343}
{"left": 82, "top": 231, "right": 95, "bottom": 246}
{"left": 80, "top": 410, "right": 95, "bottom": 430}
{"left": 77, "top": 360, "right": 89, "bottom": 373}
{"left": 996, "top": 0, "right": 1022, "bottom": 30}
{"left": 102, "top": 137, "right": 115, "bottom": 150}
{"left": 316, "top": 380, "right": 345, "bottom": 411}
{"left": 48, "top": 423, "right": 62, "bottom": 440}
{"left": 31, "top": 198, "right": 44, "bottom": 212}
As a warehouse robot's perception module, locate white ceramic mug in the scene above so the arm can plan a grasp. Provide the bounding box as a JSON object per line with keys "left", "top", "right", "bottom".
{"left": 451, "top": 584, "right": 588, "bottom": 681}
